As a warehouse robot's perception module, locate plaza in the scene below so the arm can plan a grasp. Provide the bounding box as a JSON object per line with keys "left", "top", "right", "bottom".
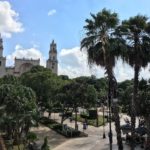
{"left": 30, "top": 112, "right": 144, "bottom": 150}
{"left": 0, "top": 1, "right": 150, "bottom": 150}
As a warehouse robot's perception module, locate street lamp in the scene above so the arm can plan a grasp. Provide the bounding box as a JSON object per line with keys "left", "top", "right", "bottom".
{"left": 108, "top": 77, "right": 119, "bottom": 150}
{"left": 108, "top": 92, "right": 113, "bottom": 150}
{"left": 108, "top": 79, "right": 113, "bottom": 150}
{"left": 102, "top": 103, "right": 106, "bottom": 139}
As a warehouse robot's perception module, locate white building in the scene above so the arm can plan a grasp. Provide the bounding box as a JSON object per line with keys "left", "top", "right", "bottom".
{"left": 0, "top": 34, "right": 58, "bottom": 77}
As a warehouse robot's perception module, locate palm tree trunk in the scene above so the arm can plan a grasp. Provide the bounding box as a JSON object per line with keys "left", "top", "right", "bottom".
{"left": 113, "top": 103, "right": 123, "bottom": 150}
{"left": 107, "top": 66, "right": 123, "bottom": 150}
{"left": 131, "top": 65, "right": 140, "bottom": 150}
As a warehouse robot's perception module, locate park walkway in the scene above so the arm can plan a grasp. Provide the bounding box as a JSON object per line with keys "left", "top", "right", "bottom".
{"left": 31, "top": 125, "right": 68, "bottom": 149}
{"left": 51, "top": 113, "right": 142, "bottom": 150}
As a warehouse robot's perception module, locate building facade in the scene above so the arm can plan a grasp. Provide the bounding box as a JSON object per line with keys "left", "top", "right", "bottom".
{"left": 0, "top": 34, "right": 58, "bottom": 77}
{"left": 46, "top": 40, "right": 58, "bottom": 74}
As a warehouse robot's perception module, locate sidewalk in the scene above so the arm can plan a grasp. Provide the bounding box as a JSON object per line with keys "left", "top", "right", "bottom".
{"left": 52, "top": 113, "right": 142, "bottom": 150}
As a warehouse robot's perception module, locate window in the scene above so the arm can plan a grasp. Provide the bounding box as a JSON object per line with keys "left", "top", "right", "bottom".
{"left": 52, "top": 65, "right": 54, "bottom": 69}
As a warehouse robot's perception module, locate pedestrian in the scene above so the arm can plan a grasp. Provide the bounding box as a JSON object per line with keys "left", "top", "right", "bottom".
{"left": 83, "top": 122, "right": 86, "bottom": 130}
{"left": 69, "top": 117, "right": 72, "bottom": 123}
{"left": 76, "top": 124, "right": 78, "bottom": 130}
{"left": 86, "top": 121, "right": 88, "bottom": 129}
{"left": 108, "top": 132, "right": 113, "bottom": 143}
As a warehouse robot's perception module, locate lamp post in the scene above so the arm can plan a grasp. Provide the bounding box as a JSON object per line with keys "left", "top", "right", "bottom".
{"left": 108, "top": 77, "right": 119, "bottom": 150}
{"left": 108, "top": 93, "right": 112, "bottom": 150}
{"left": 102, "top": 103, "right": 106, "bottom": 139}
{"left": 96, "top": 99, "right": 100, "bottom": 127}
{"left": 113, "top": 95, "right": 124, "bottom": 150}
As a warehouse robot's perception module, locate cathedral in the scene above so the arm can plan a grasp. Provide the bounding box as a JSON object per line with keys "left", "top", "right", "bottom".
{"left": 0, "top": 34, "right": 58, "bottom": 77}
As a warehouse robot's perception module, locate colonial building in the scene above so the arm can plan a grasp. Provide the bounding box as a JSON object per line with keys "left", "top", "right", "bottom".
{"left": 0, "top": 34, "right": 58, "bottom": 77}
{"left": 46, "top": 40, "right": 58, "bottom": 74}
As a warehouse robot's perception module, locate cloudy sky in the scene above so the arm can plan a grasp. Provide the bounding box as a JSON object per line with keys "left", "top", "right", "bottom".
{"left": 0, "top": 0, "right": 150, "bottom": 81}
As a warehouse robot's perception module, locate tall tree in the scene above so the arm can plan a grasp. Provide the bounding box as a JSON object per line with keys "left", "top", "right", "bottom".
{"left": 0, "top": 74, "right": 20, "bottom": 85}
{"left": 81, "top": 8, "right": 123, "bottom": 150}
{"left": 118, "top": 80, "right": 133, "bottom": 113}
{"left": 0, "top": 84, "right": 37, "bottom": 147}
{"left": 21, "top": 66, "right": 63, "bottom": 116}
{"left": 57, "top": 81, "right": 97, "bottom": 129}
{"left": 118, "top": 15, "right": 150, "bottom": 149}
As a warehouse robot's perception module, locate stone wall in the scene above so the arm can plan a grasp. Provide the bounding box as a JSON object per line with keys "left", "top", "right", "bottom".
{"left": 14, "top": 58, "right": 40, "bottom": 76}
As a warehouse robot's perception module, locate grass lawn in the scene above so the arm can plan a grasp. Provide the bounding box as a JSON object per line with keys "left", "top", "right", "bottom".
{"left": 13, "top": 144, "right": 24, "bottom": 150}
{"left": 73, "top": 115, "right": 107, "bottom": 127}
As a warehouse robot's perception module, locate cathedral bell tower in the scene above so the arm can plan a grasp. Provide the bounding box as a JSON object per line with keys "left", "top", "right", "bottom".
{"left": 46, "top": 40, "right": 58, "bottom": 74}
{"left": 0, "top": 33, "right": 6, "bottom": 77}
{"left": 0, "top": 34, "right": 3, "bottom": 57}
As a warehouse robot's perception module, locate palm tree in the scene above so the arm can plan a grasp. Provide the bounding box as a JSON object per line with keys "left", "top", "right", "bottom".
{"left": 81, "top": 8, "right": 123, "bottom": 150}
{"left": 118, "top": 15, "right": 150, "bottom": 150}
{"left": 137, "top": 79, "right": 150, "bottom": 149}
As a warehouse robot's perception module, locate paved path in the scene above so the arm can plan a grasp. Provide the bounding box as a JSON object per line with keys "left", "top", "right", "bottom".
{"left": 31, "top": 125, "right": 67, "bottom": 149}
{"left": 51, "top": 113, "right": 142, "bottom": 150}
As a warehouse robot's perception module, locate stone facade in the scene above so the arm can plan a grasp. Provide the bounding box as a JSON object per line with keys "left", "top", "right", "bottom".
{"left": 46, "top": 40, "right": 58, "bottom": 74}
{"left": 0, "top": 34, "right": 58, "bottom": 77}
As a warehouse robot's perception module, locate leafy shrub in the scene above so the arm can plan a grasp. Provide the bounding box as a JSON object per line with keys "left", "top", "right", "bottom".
{"left": 80, "top": 112, "right": 89, "bottom": 119}
{"left": 27, "top": 132, "right": 37, "bottom": 142}
{"left": 40, "top": 117, "right": 88, "bottom": 138}
{"left": 63, "top": 112, "right": 72, "bottom": 118}
{"left": 80, "top": 114, "right": 89, "bottom": 119}
{"left": 88, "top": 110, "right": 97, "bottom": 119}
{"left": 41, "top": 137, "right": 50, "bottom": 150}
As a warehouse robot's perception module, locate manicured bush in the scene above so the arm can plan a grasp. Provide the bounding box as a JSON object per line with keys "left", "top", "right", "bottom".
{"left": 80, "top": 111, "right": 89, "bottom": 119}
{"left": 40, "top": 117, "right": 88, "bottom": 138}
{"left": 63, "top": 112, "right": 72, "bottom": 118}
{"left": 80, "top": 114, "right": 89, "bottom": 119}
{"left": 73, "top": 114, "right": 107, "bottom": 127}
{"left": 27, "top": 132, "right": 37, "bottom": 142}
{"left": 88, "top": 110, "right": 97, "bottom": 119}
{"left": 40, "top": 117, "right": 55, "bottom": 124}
{"left": 53, "top": 108, "right": 62, "bottom": 113}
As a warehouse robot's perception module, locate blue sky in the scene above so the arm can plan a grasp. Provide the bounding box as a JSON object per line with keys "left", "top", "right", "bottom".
{"left": 0, "top": 0, "right": 150, "bottom": 80}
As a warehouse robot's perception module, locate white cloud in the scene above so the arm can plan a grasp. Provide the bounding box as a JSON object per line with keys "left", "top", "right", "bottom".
{"left": 58, "top": 47, "right": 150, "bottom": 81}
{"left": 114, "top": 58, "right": 134, "bottom": 81}
{"left": 6, "top": 44, "right": 150, "bottom": 81}
{"left": 48, "top": 9, "right": 56, "bottom": 16}
{"left": 6, "top": 44, "right": 46, "bottom": 67}
{"left": 114, "top": 58, "right": 150, "bottom": 82}
{"left": 58, "top": 47, "right": 105, "bottom": 78}
{"left": 140, "top": 64, "right": 150, "bottom": 80}
{"left": 0, "top": 1, "right": 23, "bottom": 38}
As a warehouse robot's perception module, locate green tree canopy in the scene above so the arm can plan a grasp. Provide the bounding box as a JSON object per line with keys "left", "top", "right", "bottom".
{"left": 0, "top": 84, "right": 37, "bottom": 142}
{"left": 20, "top": 66, "right": 66, "bottom": 114}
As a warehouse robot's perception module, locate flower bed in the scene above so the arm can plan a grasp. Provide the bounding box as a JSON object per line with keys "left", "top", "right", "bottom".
{"left": 40, "top": 117, "right": 88, "bottom": 138}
